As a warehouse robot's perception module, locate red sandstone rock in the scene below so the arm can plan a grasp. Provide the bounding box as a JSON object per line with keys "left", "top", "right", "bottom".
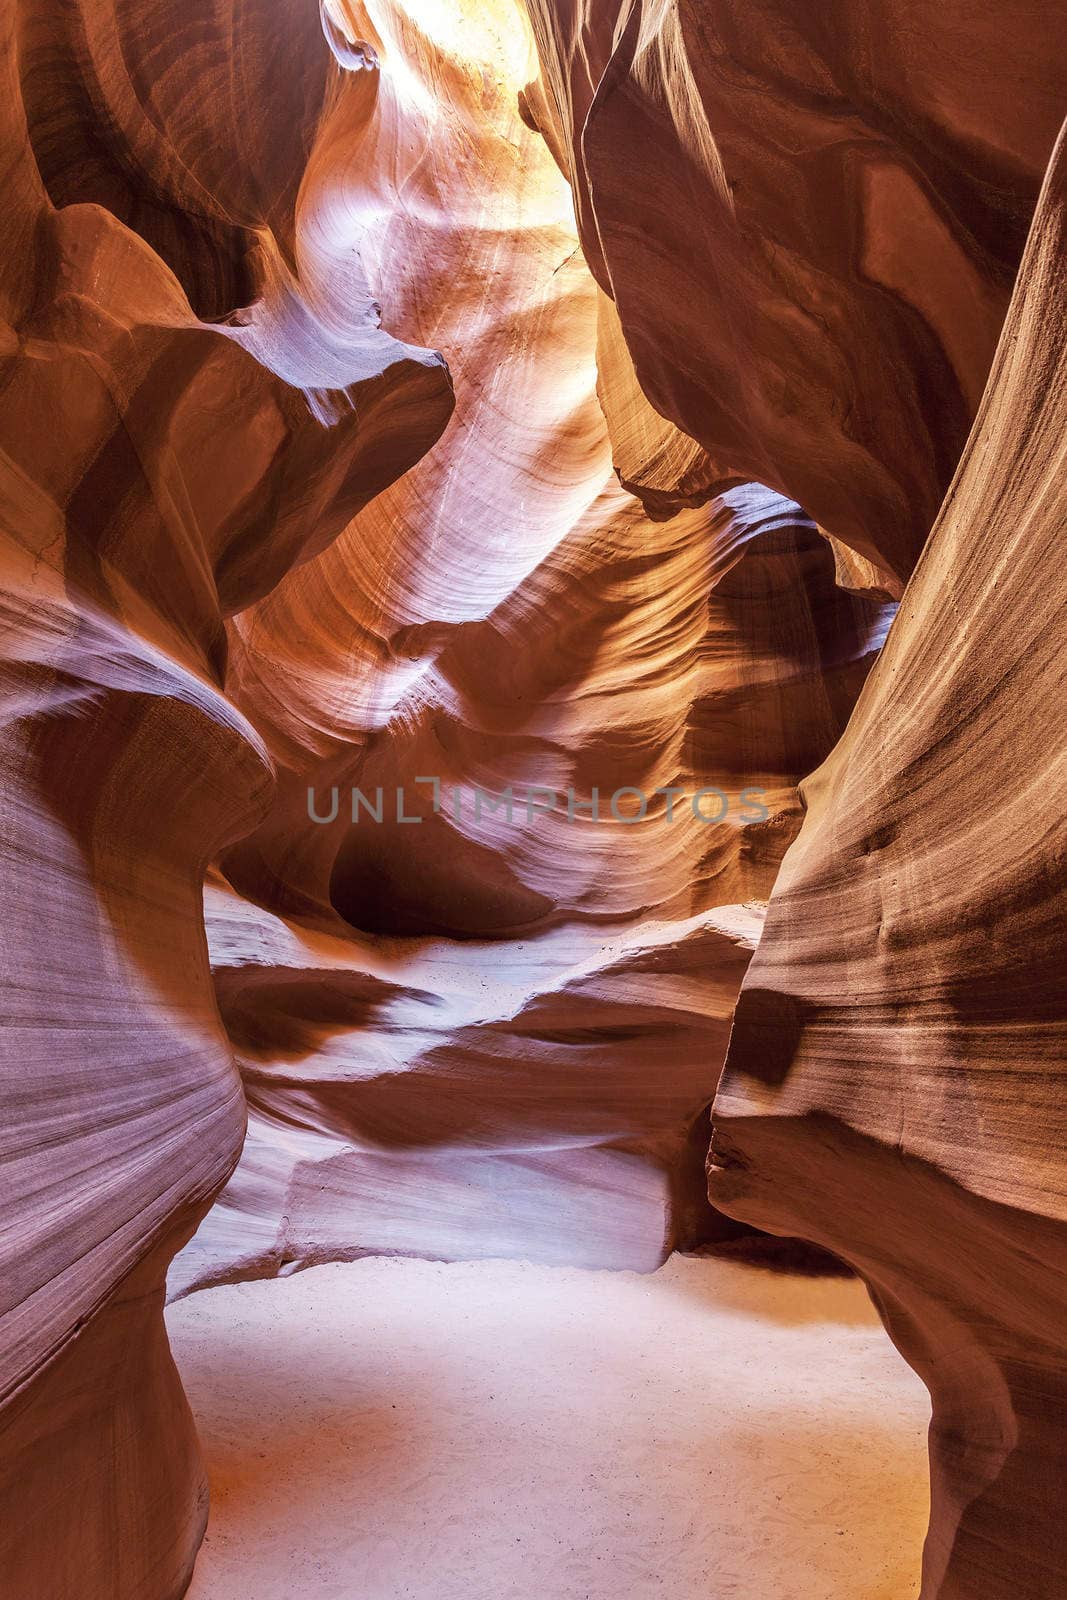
{"left": 2, "top": 0, "right": 1063, "bottom": 1596}
{"left": 522, "top": 0, "right": 1067, "bottom": 586}
{"left": 191, "top": 1, "right": 888, "bottom": 1286}
{"left": 0, "top": 0, "right": 449, "bottom": 1591}
{"left": 710, "top": 122, "right": 1067, "bottom": 1599}
{"left": 516, "top": 11, "right": 1067, "bottom": 1583}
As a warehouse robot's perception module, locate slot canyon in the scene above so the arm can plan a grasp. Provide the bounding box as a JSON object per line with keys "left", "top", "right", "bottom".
{"left": 0, "top": 1, "right": 1064, "bottom": 1597}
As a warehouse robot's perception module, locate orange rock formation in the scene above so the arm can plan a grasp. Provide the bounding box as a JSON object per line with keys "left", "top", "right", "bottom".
{"left": 1, "top": 1, "right": 1063, "bottom": 1596}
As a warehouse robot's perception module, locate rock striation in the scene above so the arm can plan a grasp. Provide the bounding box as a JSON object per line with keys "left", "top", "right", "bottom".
{"left": 521, "top": 0, "right": 1067, "bottom": 586}
{"left": 176, "top": 0, "right": 890, "bottom": 1292}
{"left": 519, "top": 4, "right": 1067, "bottom": 1594}
{"left": 710, "top": 122, "right": 1067, "bottom": 1600}
{"left": 0, "top": 0, "right": 450, "bottom": 1592}
{"left": 1, "top": 1, "right": 892, "bottom": 1590}
{"left": 1, "top": 0, "right": 1064, "bottom": 1597}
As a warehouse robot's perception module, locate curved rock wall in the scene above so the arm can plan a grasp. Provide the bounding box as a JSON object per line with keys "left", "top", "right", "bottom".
{"left": 521, "top": 0, "right": 1066, "bottom": 585}
{"left": 0, "top": 0, "right": 450, "bottom": 1591}
{"left": 173, "top": 0, "right": 891, "bottom": 1294}
{"left": 2, "top": 1, "right": 892, "bottom": 1589}
{"left": 3, "top": 0, "right": 1063, "bottom": 1596}
{"left": 710, "top": 125, "right": 1067, "bottom": 1600}
{"left": 520, "top": 4, "right": 1067, "bottom": 1594}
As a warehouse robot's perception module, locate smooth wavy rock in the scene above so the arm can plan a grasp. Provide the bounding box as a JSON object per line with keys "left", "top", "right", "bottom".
{"left": 11, "top": 1, "right": 1054, "bottom": 1595}
{"left": 521, "top": 0, "right": 1067, "bottom": 587}
{"left": 172, "top": 881, "right": 764, "bottom": 1293}
{"left": 594, "top": 289, "right": 735, "bottom": 519}
{"left": 0, "top": 0, "right": 451, "bottom": 1592}
{"left": 180, "top": 0, "right": 890, "bottom": 1280}
{"left": 710, "top": 122, "right": 1067, "bottom": 1600}
{"left": 193, "top": 480, "right": 891, "bottom": 1278}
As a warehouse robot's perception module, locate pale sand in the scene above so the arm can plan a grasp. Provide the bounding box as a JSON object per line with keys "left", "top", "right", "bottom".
{"left": 169, "top": 1254, "right": 930, "bottom": 1600}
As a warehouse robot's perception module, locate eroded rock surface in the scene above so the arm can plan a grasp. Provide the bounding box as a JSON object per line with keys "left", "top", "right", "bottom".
{"left": 1, "top": 0, "right": 449, "bottom": 1591}
{"left": 177, "top": 0, "right": 890, "bottom": 1288}
{"left": 3, "top": 0, "right": 1063, "bottom": 1596}
{"left": 710, "top": 126, "right": 1067, "bottom": 1599}
{"left": 522, "top": 0, "right": 1067, "bottom": 585}
{"left": 519, "top": 5, "right": 1067, "bottom": 1594}
{"left": 2, "top": 2, "right": 892, "bottom": 1588}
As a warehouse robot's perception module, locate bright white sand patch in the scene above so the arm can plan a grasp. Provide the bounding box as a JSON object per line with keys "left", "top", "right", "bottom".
{"left": 170, "top": 1253, "right": 930, "bottom": 1600}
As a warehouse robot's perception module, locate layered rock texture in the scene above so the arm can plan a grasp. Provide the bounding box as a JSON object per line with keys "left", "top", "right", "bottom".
{"left": 522, "top": 0, "right": 1066, "bottom": 585}
{"left": 0, "top": 0, "right": 453, "bottom": 1591}
{"left": 514, "top": 2, "right": 1067, "bottom": 1596}
{"left": 174, "top": 2, "right": 891, "bottom": 1291}
{"left": 710, "top": 126, "right": 1067, "bottom": 1599}
{"left": 1, "top": 0, "right": 1064, "bottom": 1596}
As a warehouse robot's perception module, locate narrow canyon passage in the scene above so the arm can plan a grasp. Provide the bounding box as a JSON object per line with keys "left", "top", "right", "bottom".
{"left": 170, "top": 1255, "right": 931, "bottom": 1600}
{"left": 1, "top": 0, "right": 1064, "bottom": 1595}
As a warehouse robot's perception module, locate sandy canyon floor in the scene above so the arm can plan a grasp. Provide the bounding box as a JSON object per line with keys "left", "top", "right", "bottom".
{"left": 169, "top": 1253, "right": 930, "bottom": 1600}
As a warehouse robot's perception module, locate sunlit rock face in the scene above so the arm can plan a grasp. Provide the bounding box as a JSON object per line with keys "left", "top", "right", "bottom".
{"left": 3, "top": 0, "right": 1062, "bottom": 1596}
{"left": 519, "top": 4, "right": 1067, "bottom": 1595}
{"left": 173, "top": 0, "right": 891, "bottom": 1294}
{"left": 710, "top": 127, "right": 1067, "bottom": 1600}
{"left": 0, "top": 0, "right": 451, "bottom": 1592}
{"left": 1, "top": 1, "right": 891, "bottom": 1586}
{"left": 521, "top": 0, "right": 1067, "bottom": 587}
